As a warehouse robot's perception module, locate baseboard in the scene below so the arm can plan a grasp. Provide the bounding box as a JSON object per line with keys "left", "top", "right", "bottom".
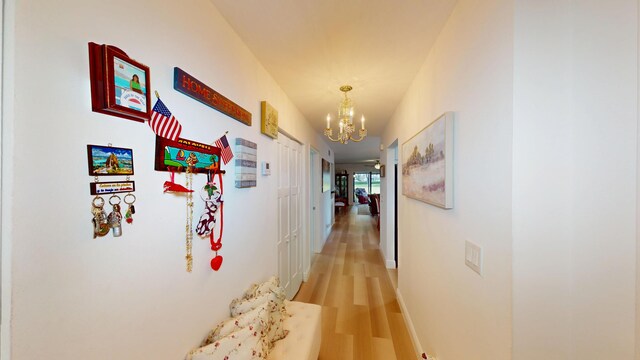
{"left": 396, "top": 288, "right": 424, "bottom": 359}
{"left": 385, "top": 259, "right": 396, "bottom": 269}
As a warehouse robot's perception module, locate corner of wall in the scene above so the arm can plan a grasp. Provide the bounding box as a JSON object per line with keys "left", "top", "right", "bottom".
{"left": 396, "top": 288, "right": 423, "bottom": 359}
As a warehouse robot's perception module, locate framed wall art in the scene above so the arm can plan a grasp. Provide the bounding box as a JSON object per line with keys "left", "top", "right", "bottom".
{"left": 87, "top": 144, "right": 134, "bottom": 176}
{"left": 260, "top": 101, "right": 278, "bottom": 139}
{"left": 322, "top": 158, "right": 331, "bottom": 193}
{"left": 88, "top": 43, "right": 151, "bottom": 122}
{"left": 154, "top": 136, "right": 222, "bottom": 174}
{"left": 402, "top": 112, "right": 454, "bottom": 209}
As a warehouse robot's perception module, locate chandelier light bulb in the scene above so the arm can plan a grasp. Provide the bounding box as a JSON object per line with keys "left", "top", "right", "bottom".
{"left": 361, "top": 115, "right": 365, "bottom": 130}
{"left": 326, "top": 114, "right": 330, "bottom": 129}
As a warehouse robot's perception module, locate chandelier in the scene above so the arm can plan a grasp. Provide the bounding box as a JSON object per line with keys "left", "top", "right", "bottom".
{"left": 324, "top": 85, "right": 367, "bottom": 144}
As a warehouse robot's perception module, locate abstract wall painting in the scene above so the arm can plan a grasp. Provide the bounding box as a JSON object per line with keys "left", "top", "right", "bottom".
{"left": 402, "top": 112, "right": 454, "bottom": 209}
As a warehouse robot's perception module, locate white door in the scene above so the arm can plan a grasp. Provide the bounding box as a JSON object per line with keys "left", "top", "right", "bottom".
{"left": 289, "top": 139, "right": 302, "bottom": 297}
{"left": 277, "top": 136, "right": 291, "bottom": 296}
{"left": 277, "top": 134, "right": 303, "bottom": 300}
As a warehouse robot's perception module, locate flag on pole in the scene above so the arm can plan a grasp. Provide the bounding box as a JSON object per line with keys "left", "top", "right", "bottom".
{"left": 215, "top": 134, "right": 234, "bottom": 165}
{"left": 149, "top": 98, "right": 182, "bottom": 141}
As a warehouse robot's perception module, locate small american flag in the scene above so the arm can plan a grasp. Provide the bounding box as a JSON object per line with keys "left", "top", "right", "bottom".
{"left": 149, "top": 98, "right": 182, "bottom": 141}
{"left": 215, "top": 134, "right": 234, "bottom": 165}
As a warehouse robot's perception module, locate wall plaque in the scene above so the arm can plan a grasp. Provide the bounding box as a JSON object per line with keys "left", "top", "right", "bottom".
{"left": 173, "top": 67, "right": 252, "bottom": 126}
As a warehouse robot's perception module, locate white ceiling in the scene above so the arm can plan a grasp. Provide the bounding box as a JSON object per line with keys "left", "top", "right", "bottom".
{"left": 209, "top": 0, "right": 457, "bottom": 163}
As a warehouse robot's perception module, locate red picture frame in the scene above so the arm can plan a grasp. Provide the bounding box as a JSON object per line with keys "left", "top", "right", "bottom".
{"left": 88, "top": 42, "right": 151, "bottom": 122}
{"left": 154, "top": 136, "right": 223, "bottom": 174}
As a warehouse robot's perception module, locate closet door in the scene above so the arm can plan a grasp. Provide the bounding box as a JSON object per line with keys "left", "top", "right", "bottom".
{"left": 277, "top": 134, "right": 303, "bottom": 300}
{"left": 277, "top": 136, "right": 291, "bottom": 297}
{"left": 289, "top": 139, "right": 302, "bottom": 299}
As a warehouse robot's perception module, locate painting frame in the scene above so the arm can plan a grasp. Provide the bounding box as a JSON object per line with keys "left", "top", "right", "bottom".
{"left": 260, "top": 101, "right": 279, "bottom": 139}
{"left": 154, "top": 136, "right": 222, "bottom": 174}
{"left": 402, "top": 112, "right": 454, "bottom": 209}
{"left": 322, "top": 158, "right": 331, "bottom": 193}
{"left": 87, "top": 144, "right": 135, "bottom": 176}
{"left": 88, "top": 43, "right": 152, "bottom": 122}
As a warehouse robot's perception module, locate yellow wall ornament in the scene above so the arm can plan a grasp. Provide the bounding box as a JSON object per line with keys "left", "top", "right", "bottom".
{"left": 260, "top": 101, "right": 279, "bottom": 139}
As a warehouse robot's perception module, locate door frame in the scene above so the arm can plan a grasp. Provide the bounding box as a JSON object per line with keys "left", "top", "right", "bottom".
{"left": 307, "top": 147, "right": 320, "bottom": 280}
{"left": 383, "top": 140, "right": 399, "bottom": 269}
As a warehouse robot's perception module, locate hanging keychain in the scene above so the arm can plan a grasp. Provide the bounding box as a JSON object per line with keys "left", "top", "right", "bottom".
{"left": 107, "top": 195, "right": 123, "bottom": 237}
{"left": 124, "top": 193, "right": 136, "bottom": 224}
{"left": 91, "top": 196, "right": 110, "bottom": 238}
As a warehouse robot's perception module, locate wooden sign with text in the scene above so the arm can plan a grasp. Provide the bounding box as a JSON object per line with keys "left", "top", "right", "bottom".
{"left": 173, "top": 67, "right": 252, "bottom": 126}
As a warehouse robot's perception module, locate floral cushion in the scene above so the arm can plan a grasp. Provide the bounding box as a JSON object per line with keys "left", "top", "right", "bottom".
{"left": 186, "top": 320, "right": 267, "bottom": 360}
{"left": 242, "top": 276, "right": 285, "bottom": 301}
{"left": 230, "top": 291, "right": 288, "bottom": 348}
{"left": 201, "top": 302, "right": 270, "bottom": 348}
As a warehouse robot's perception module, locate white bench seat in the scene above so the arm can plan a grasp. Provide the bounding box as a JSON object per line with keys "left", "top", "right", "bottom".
{"left": 268, "top": 301, "right": 322, "bottom": 360}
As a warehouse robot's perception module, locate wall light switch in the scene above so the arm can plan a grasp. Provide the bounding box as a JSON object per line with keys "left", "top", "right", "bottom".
{"left": 465, "top": 240, "right": 482, "bottom": 276}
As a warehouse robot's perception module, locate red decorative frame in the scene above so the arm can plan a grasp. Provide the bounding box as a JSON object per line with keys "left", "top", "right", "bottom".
{"left": 154, "top": 136, "right": 223, "bottom": 174}
{"left": 88, "top": 42, "right": 151, "bottom": 122}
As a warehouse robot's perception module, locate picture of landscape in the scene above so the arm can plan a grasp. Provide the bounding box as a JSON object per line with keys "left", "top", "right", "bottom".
{"left": 402, "top": 112, "right": 453, "bottom": 208}
{"left": 87, "top": 145, "right": 134, "bottom": 176}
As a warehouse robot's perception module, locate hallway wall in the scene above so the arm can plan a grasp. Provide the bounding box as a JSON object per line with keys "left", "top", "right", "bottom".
{"left": 512, "top": 1, "right": 638, "bottom": 358}
{"left": 382, "top": 0, "right": 640, "bottom": 359}
{"left": 381, "top": 0, "right": 514, "bottom": 358}
{"left": 2, "top": 0, "right": 333, "bottom": 358}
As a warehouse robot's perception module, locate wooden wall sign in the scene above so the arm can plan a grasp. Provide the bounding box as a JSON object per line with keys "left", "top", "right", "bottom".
{"left": 90, "top": 181, "right": 136, "bottom": 195}
{"left": 155, "top": 136, "right": 222, "bottom": 174}
{"left": 88, "top": 43, "right": 151, "bottom": 122}
{"left": 173, "top": 67, "right": 252, "bottom": 126}
{"left": 235, "top": 138, "right": 257, "bottom": 188}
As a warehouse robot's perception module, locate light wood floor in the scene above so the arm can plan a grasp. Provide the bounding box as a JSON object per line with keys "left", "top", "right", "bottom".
{"left": 294, "top": 206, "right": 415, "bottom": 360}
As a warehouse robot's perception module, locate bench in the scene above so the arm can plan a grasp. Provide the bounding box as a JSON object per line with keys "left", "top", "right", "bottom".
{"left": 268, "top": 301, "right": 322, "bottom": 360}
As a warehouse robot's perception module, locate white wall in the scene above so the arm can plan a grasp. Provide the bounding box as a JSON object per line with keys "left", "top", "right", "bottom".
{"left": 381, "top": 0, "right": 514, "bottom": 358}
{"left": 2, "top": 0, "right": 332, "bottom": 359}
{"left": 512, "top": 1, "right": 638, "bottom": 358}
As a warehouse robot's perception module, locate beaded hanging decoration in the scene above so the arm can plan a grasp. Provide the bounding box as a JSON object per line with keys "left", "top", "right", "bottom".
{"left": 184, "top": 153, "right": 198, "bottom": 272}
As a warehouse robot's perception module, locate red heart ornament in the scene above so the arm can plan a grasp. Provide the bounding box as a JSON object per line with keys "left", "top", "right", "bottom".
{"left": 210, "top": 255, "right": 223, "bottom": 271}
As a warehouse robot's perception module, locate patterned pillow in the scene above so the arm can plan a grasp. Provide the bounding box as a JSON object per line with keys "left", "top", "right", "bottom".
{"left": 186, "top": 320, "right": 267, "bottom": 360}
{"left": 201, "top": 302, "right": 270, "bottom": 348}
{"left": 230, "top": 291, "right": 288, "bottom": 348}
{"left": 243, "top": 276, "right": 285, "bottom": 300}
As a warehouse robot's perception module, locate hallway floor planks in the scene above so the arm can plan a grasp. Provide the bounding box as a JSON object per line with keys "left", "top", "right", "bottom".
{"left": 294, "top": 206, "right": 415, "bottom": 360}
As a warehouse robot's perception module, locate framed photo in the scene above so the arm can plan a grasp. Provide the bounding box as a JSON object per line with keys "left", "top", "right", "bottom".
{"left": 87, "top": 144, "right": 134, "bottom": 176}
{"left": 155, "top": 136, "right": 222, "bottom": 174}
{"left": 260, "top": 101, "right": 279, "bottom": 139}
{"left": 380, "top": 164, "right": 386, "bottom": 178}
{"left": 88, "top": 43, "right": 151, "bottom": 122}
{"left": 402, "top": 112, "right": 454, "bottom": 209}
{"left": 322, "top": 158, "right": 331, "bottom": 192}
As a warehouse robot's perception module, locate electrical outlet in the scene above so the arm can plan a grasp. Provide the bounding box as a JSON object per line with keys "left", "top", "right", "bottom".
{"left": 465, "top": 240, "right": 482, "bottom": 276}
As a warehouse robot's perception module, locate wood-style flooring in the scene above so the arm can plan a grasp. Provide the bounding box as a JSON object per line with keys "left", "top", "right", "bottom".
{"left": 294, "top": 205, "right": 416, "bottom": 360}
